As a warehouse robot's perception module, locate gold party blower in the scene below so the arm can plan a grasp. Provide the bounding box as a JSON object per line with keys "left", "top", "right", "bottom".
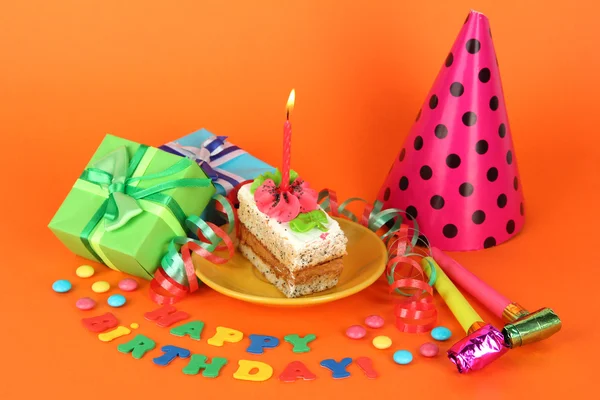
{"left": 431, "top": 247, "right": 561, "bottom": 348}
{"left": 421, "top": 257, "right": 509, "bottom": 373}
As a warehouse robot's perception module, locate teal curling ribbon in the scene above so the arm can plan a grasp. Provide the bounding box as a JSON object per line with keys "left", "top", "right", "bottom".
{"left": 78, "top": 145, "right": 212, "bottom": 263}
{"left": 317, "top": 189, "right": 435, "bottom": 295}
{"left": 160, "top": 194, "right": 236, "bottom": 287}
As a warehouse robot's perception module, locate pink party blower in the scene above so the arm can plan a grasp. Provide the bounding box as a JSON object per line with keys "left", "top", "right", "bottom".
{"left": 431, "top": 247, "right": 562, "bottom": 348}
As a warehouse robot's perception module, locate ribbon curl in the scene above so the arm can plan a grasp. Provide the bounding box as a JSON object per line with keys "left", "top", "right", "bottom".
{"left": 149, "top": 194, "right": 236, "bottom": 305}
{"left": 317, "top": 189, "right": 438, "bottom": 333}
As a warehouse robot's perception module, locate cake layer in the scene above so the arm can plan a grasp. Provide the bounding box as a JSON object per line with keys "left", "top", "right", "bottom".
{"left": 237, "top": 183, "right": 347, "bottom": 270}
{"left": 239, "top": 243, "right": 340, "bottom": 298}
{"left": 239, "top": 222, "right": 343, "bottom": 284}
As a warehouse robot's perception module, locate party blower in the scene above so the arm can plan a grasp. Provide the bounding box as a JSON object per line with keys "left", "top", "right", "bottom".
{"left": 431, "top": 248, "right": 562, "bottom": 348}
{"left": 420, "top": 257, "right": 508, "bottom": 373}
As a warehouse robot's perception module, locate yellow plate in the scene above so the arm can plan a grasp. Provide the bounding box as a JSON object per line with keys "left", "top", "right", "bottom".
{"left": 194, "top": 218, "right": 387, "bottom": 306}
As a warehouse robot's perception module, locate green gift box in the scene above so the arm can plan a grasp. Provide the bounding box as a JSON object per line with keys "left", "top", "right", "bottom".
{"left": 49, "top": 134, "right": 216, "bottom": 279}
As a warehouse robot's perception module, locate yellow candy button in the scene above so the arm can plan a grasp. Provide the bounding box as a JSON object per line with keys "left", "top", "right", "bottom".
{"left": 92, "top": 281, "right": 110, "bottom": 293}
{"left": 372, "top": 335, "right": 392, "bottom": 349}
{"left": 76, "top": 265, "right": 95, "bottom": 278}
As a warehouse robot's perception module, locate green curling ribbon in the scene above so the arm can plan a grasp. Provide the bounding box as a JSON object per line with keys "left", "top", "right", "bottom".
{"left": 160, "top": 194, "right": 235, "bottom": 286}
{"left": 317, "top": 189, "right": 427, "bottom": 296}
{"left": 317, "top": 191, "right": 420, "bottom": 246}
{"left": 78, "top": 145, "right": 213, "bottom": 263}
{"left": 250, "top": 168, "right": 298, "bottom": 194}
{"left": 290, "top": 210, "right": 328, "bottom": 233}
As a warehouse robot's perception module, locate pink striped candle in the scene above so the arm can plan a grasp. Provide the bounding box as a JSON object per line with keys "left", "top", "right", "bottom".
{"left": 280, "top": 89, "right": 295, "bottom": 191}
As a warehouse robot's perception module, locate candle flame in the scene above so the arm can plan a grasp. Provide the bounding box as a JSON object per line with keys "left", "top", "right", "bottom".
{"left": 286, "top": 89, "right": 295, "bottom": 117}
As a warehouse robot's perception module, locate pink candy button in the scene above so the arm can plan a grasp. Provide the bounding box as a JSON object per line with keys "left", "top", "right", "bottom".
{"left": 419, "top": 342, "right": 439, "bottom": 358}
{"left": 76, "top": 297, "right": 96, "bottom": 311}
{"left": 346, "top": 325, "right": 367, "bottom": 339}
{"left": 118, "top": 278, "right": 138, "bottom": 292}
{"left": 364, "top": 315, "right": 384, "bottom": 329}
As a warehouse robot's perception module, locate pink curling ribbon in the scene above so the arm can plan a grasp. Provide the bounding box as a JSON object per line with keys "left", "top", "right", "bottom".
{"left": 317, "top": 188, "right": 437, "bottom": 333}
{"left": 386, "top": 232, "right": 437, "bottom": 333}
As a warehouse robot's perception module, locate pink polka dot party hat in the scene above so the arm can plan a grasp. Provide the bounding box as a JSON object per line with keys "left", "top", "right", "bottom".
{"left": 378, "top": 10, "right": 524, "bottom": 251}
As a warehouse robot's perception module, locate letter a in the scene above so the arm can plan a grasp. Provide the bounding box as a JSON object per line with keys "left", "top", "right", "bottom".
{"left": 279, "top": 361, "right": 316, "bottom": 382}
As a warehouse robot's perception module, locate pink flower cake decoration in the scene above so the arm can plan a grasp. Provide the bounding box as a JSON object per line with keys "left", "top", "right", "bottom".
{"left": 377, "top": 10, "right": 524, "bottom": 251}
{"left": 251, "top": 170, "right": 318, "bottom": 222}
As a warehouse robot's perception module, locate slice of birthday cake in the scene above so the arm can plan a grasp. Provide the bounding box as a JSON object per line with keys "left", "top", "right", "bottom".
{"left": 237, "top": 170, "right": 348, "bottom": 298}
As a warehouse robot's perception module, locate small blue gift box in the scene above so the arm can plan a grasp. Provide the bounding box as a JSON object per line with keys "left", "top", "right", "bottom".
{"left": 160, "top": 129, "right": 275, "bottom": 196}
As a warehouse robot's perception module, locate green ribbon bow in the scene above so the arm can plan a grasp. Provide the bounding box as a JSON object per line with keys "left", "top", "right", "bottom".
{"left": 78, "top": 144, "right": 213, "bottom": 264}
{"left": 290, "top": 210, "right": 329, "bottom": 233}
{"left": 81, "top": 146, "right": 142, "bottom": 231}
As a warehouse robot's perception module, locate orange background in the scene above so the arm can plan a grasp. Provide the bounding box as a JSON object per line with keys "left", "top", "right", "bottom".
{"left": 1, "top": 0, "right": 598, "bottom": 398}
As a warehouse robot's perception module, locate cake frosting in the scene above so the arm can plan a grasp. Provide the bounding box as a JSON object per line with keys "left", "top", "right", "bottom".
{"left": 238, "top": 183, "right": 347, "bottom": 271}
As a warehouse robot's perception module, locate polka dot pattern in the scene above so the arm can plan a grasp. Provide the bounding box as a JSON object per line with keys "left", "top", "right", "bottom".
{"left": 376, "top": 11, "right": 524, "bottom": 250}
{"left": 443, "top": 224, "right": 458, "bottom": 238}
{"left": 475, "top": 140, "right": 488, "bottom": 154}
{"left": 459, "top": 182, "right": 474, "bottom": 197}
{"left": 487, "top": 167, "right": 498, "bottom": 182}
{"left": 420, "top": 165, "right": 433, "bottom": 180}
{"left": 399, "top": 176, "right": 409, "bottom": 191}
{"left": 466, "top": 39, "right": 481, "bottom": 54}
{"left": 414, "top": 136, "right": 424, "bottom": 150}
{"left": 406, "top": 206, "right": 418, "bottom": 220}
{"left": 383, "top": 188, "right": 390, "bottom": 201}
{"left": 490, "top": 96, "right": 499, "bottom": 111}
{"left": 430, "top": 195, "right": 445, "bottom": 209}
{"left": 429, "top": 95, "right": 439, "bottom": 109}
{"left": 472, "top": 210, "right": 486, "bottom": 224}
{"left": 478, "top": 68, "right": 491, "bottom": 83}
{"left": 435, "top": 124, "right": 448, "bottom": 139}
{"left": 499, "top": 123, "right": 506, "bottom": 138}
{"left": 462, "top": 112, "right": 477, "bottom": 126}
{"left": 446, "top": 154, "right": 461, "bottom": 169}
{"left": 450, "top": 82, "right": 464, "bottom": 97}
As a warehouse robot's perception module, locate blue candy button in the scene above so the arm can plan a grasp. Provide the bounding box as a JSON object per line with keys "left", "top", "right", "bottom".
{"left": 431, "top": 326, "right": 452, "bottom": 341}
{"left": 107, "top": 294, "right": 126, "bottom": 308}
{"left": 393, "top": 350, "right": 413, "bottom": 365}
{"left": 52, "top": 279, "right": 72, "bottom": 293}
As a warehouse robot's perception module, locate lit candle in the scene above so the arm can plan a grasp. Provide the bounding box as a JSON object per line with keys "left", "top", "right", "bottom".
{"left": 280, "top": 89, "right": 295, "bottom": 191}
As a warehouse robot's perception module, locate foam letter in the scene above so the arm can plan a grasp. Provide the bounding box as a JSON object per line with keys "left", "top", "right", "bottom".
{"left": 98, "top": 326, "right": 131, "bottom": 342}
{"left": 183, "top": 354, "right": 228, "bottom": 378}
{"left": 82, "top": 312, "right": 118, "bottom": 333}
{"left": 320, "top": 358, "right": 352, "bottom": 379}
{"left": 152, "top": 345, "right": 191, "bottom": 366}
{"left": 117, "top": 334, "right": 156, "bottom": 359}
{"left": 170, "top": 320, "right": 205, "bottom": 340}
{"left": 207, "top": 326, "right": 243, "bottom": 347}
{"left": 144, "top": 305, "right": 189, "bottom": 328}
{"left": 233, "top": 360, "right": 273, "bottom": 382}
{"left": 356, "top": 356, "right": 378, "bottom": 379}
{"left": 279, "top": 361, "right": 317, "bottom": 382}
{"left": 246, "top": 334, "right": 280, "bottom": 354}
{"left": 284, "top": 334, "right": 316, "bottom": 353}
